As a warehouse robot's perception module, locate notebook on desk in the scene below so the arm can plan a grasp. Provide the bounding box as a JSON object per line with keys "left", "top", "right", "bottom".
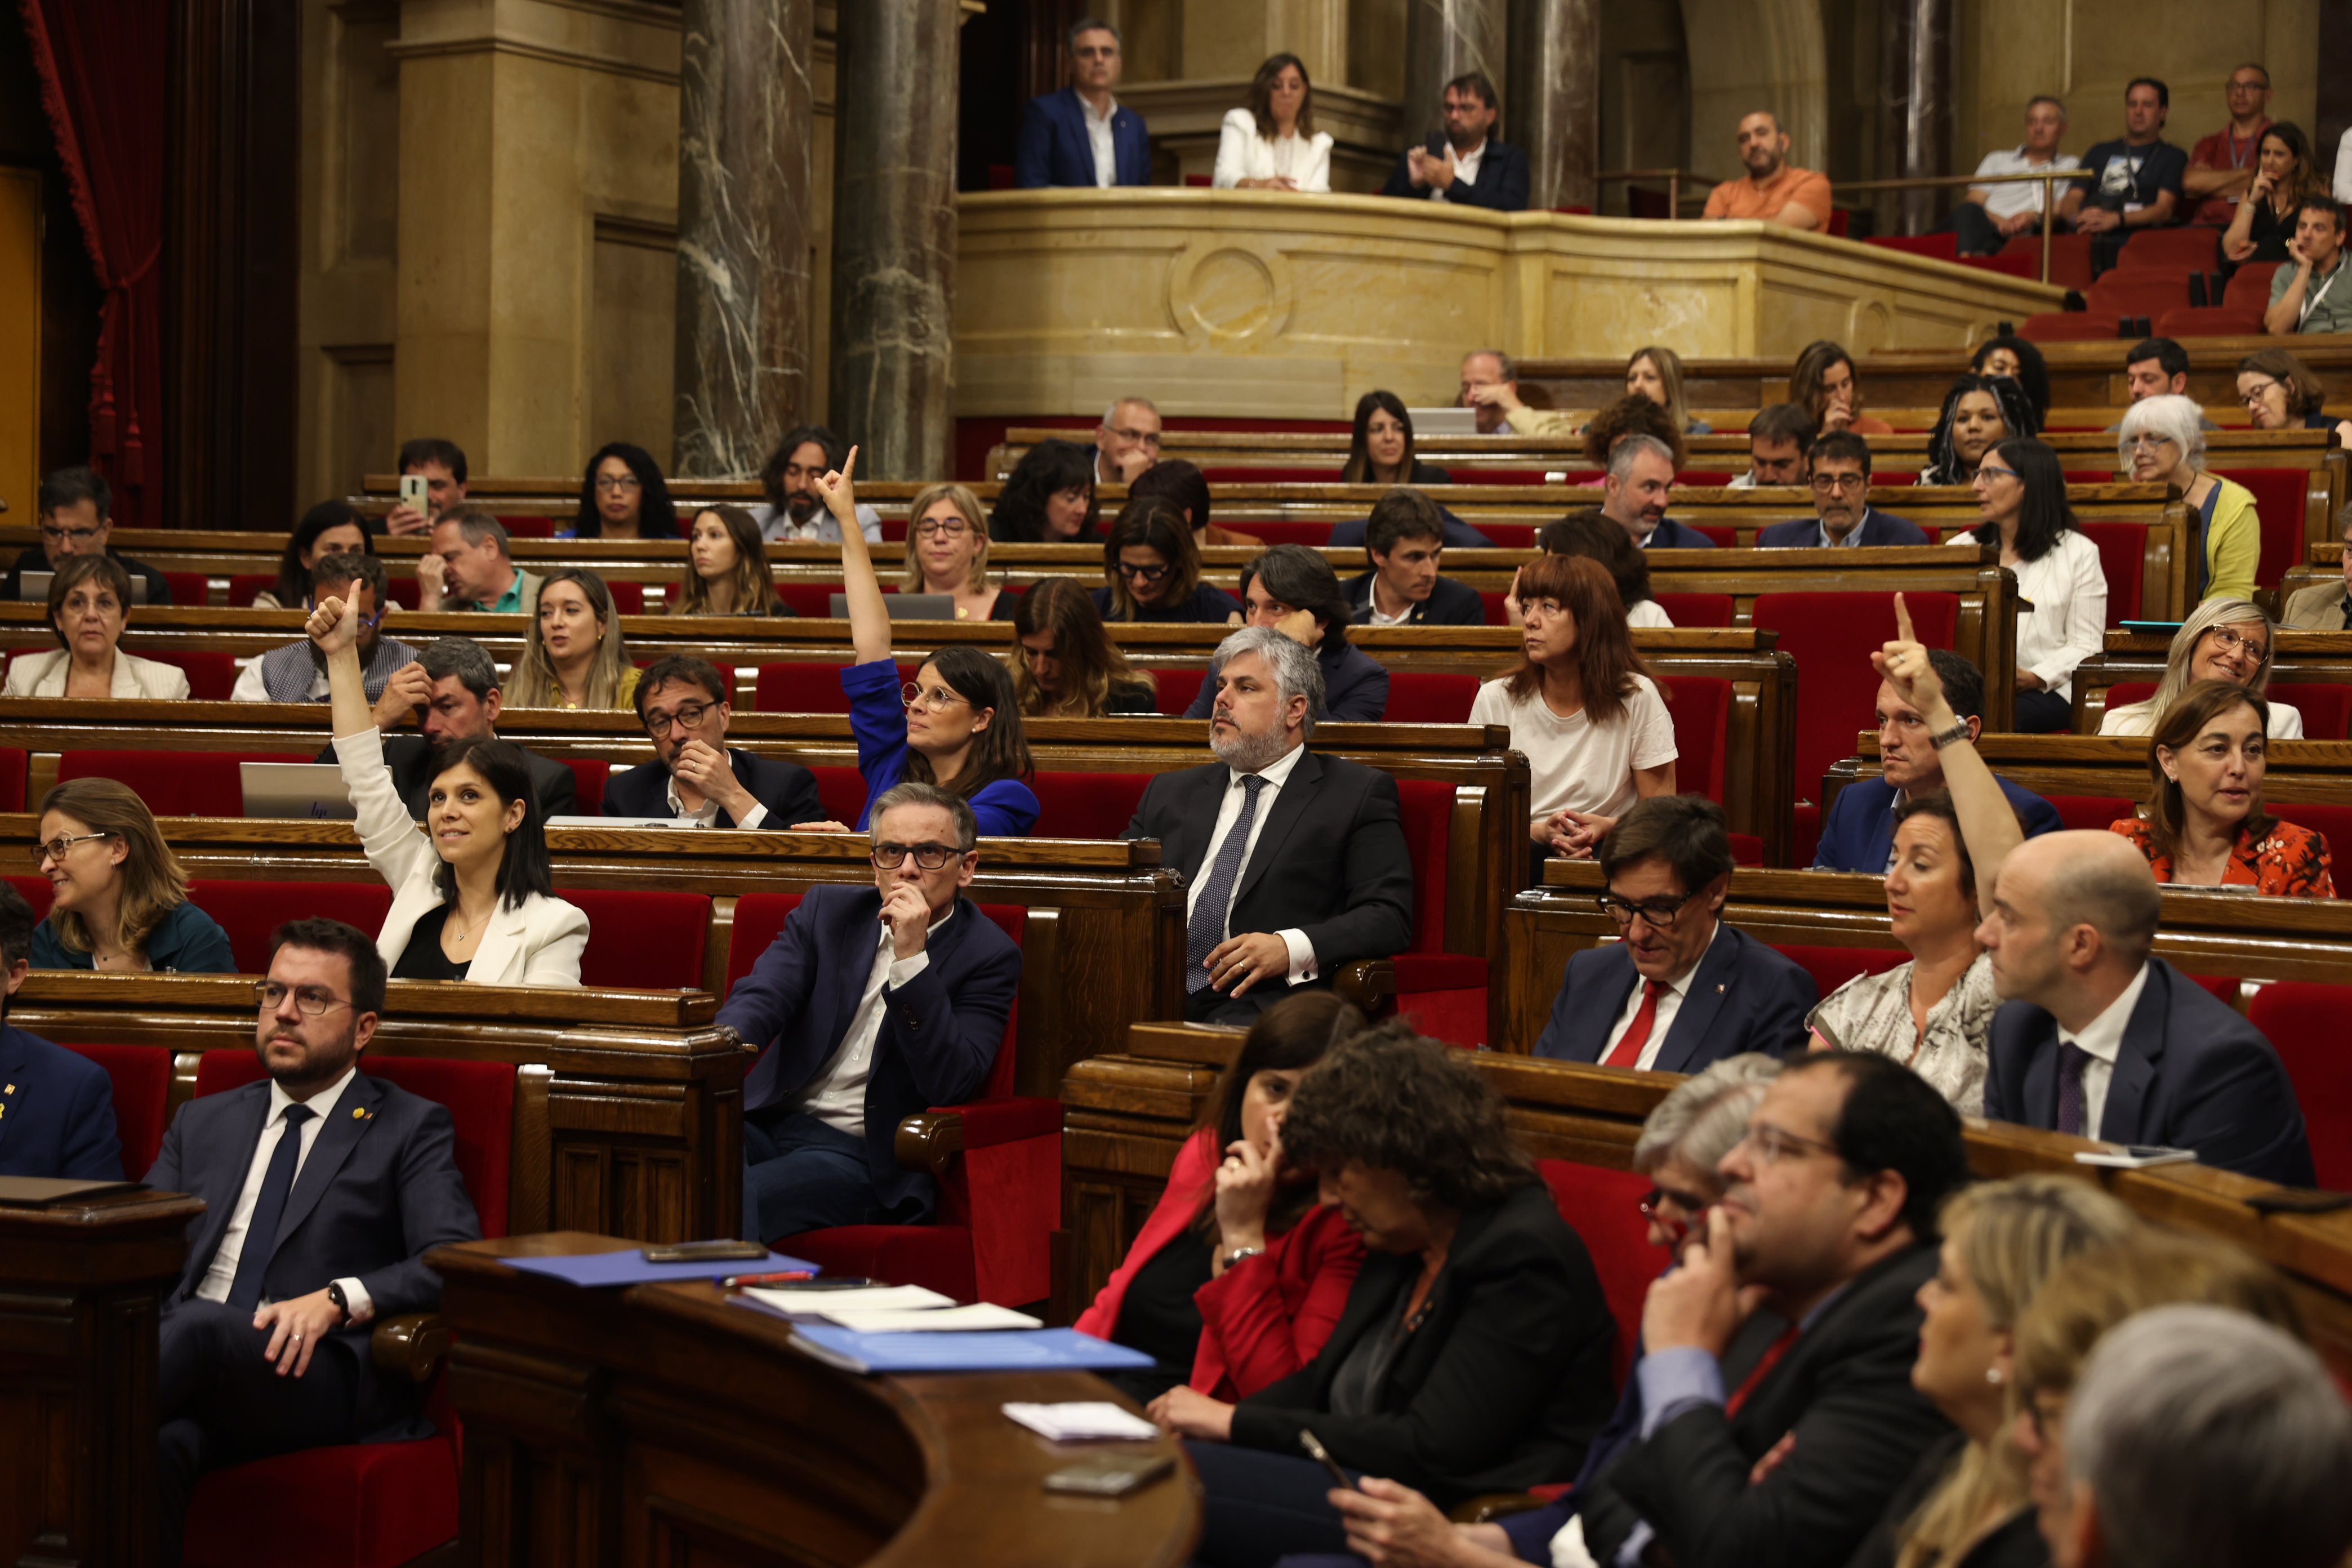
{"left": 783, "top": 1324, "right": 1154, "bottom": 1376}
{"left": 0, "top": 1177, "right": 139, "bottom": 1208}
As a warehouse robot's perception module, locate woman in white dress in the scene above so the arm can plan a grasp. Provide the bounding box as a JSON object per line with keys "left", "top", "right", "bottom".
{"left": 1212, "top": 54, "right": 1333, "bottom": 194}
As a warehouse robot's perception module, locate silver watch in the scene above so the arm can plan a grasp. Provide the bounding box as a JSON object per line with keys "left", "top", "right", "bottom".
{"left": 1221, "top": 1245, "right": 1266, "bottom": 1271}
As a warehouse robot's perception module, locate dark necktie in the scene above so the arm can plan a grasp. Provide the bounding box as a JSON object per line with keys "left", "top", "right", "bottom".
{"left": 1186, "top": 774, "right": 1266, "bottom": 996}
{"left": 2055, "top": 1043, "right": 2092, "bottom": 1138}
{"left": 226, "top": 1104, "right": 316, "bottom": 1311}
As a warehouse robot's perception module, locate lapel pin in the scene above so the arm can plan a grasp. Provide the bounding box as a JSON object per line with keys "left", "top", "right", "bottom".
{"left": 352, "top": 1107, "right": 368, "bottom": 1120}
{"left": 1716, "top": 984, "right": 1726, "bottom": 994}
{"left": 4, "top": 1084, "right": 12, "bottom": 1094}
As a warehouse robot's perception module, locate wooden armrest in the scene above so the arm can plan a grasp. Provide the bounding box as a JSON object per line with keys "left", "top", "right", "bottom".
{"left": 1450, "top": 1491, "right": 1550, "bottom": 1524}
{"left": 370, "top": 1312, "right": 449, "bottom": 1383}
{"left": 1333, "top": 958, "right": 1396, "bottom": 1013}
{"left": 894, "top": 1098, "right": 1062, "bottom": 1176}
{"left": 897, "top": 1111, "right": 965, "bottom": 1177}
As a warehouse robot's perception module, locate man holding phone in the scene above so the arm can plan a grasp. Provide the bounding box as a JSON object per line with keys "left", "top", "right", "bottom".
{"left": 1378, "top": 73, "right": 1528, "bottom": 211}
{"left": 382, "top": 438, "right": 469, "bottom": 537}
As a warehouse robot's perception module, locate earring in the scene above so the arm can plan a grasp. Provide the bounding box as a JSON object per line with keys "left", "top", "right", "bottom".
{"left": 1985, "top": 1367, "right": 2005, "bottom": 1386}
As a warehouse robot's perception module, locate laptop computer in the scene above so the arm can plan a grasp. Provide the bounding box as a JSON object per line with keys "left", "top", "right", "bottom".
{"left": 1407, "top": 407, "right": 1481, "bottom": 436}
{"left": 831, "top": 593, "right": 958, "bottom": 620}
{"left": 19, "top": 571, "right": 148, "bottom": 605}
{"left": 239, "top": 763, "right": 358, "bottom": 820}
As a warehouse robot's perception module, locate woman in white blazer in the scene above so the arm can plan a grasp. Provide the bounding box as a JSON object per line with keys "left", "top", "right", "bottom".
{"left": 308, "top": 577, "right": 588, "bottom": 987}
{"left": 3, "top": 554, "right": 190, "bottom": 700}
{"left": 1212, "top": 54, "right": 1333, "bottom": 194}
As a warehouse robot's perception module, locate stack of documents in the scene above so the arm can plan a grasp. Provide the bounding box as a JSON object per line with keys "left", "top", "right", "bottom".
{"left": 732, "top": 1279, "right": 1157, "bottom": 1375}
{"left": 744, "top": 1282, "right": 1043, "bottom": 1333}
{"left": 1003, "top": 1401, "right": 1161, "bottom": 1441}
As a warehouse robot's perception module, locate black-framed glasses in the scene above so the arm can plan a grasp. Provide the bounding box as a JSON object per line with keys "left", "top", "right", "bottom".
{"left": 33, "top": 831, "right": 113, "bottom": 866}
{"left": 870, "top": 841, "right": 960, "bottom": 870}
{"left": 1594, "top": 888, "right": 1701, "bottom": 929}
{"left": 644, "top": 700, "right": 716, "bottom": 737}
{"left": 1736, "top": 1121, "right": 1844, "bottom": 1165}
{"left": 1115, "top": 559, "right": 1173, "bottom": 582}
{"left": 1809, "top": 472, "right": 1868, "bottom": 492}
{"left": 594, "top": 474, "right": 642, "bottom": 492}
{"left": 254, "top": 981, "right": 353, "bottom": 1017}
{"left": 901, "top": 682, "right": 970, "bottom": 713}
{"left": 914, "top": 518, "right": 973, "bottom": 540}
{"left": 38, "top": 524, "right": 102, "bottom": 544}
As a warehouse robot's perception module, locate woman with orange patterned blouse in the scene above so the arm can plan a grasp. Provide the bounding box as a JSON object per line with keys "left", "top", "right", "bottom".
{"left": 2109, "top": 679, "right": 2335, "bottom": 897}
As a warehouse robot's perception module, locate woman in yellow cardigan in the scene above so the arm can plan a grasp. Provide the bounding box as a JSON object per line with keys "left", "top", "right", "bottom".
{"left": 2118, "top": 394, "right": 2259, "bottom": 604}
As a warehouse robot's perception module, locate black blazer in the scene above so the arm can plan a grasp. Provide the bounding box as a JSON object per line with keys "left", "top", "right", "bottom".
{"left": 1534, "top": 923, "right": 1817, "bottom": 1069}
{"left": 1228, "top": 1182, "right": 1617, "bottom": 1503}
{"left": 147, "top": 1071, "right": 484, "bottom": 1435}
{"left": 600, "top": 747, "right": 823, "bottom": 829}
{"left": 1844, "top": 1430, "right": 2051, "bottom": 1568}
{"left": 318, "top": 733, "right": 578, "bottom": 821}
{"left": 1984, "top": 959, "right": 2315, "bottom": 1186}
{"left": 1378, "top": 139, "right": 1531, "bottom": 212}
{"left": 1345, "top": 571, "right": 1486, "bottom": 627}
{"left": 1124, "top": 749, "right": 1415, "bottom": 981}
{"left": 0, "top": 1023, "right": 123, "bottom": 1179}
{"left": 1582, "top": 1245, "right": 1952, "bottom": 1568}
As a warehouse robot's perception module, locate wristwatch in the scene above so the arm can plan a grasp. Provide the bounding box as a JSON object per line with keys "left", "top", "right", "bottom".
{"left": 1220, "top": 1246, "right": 1266, "bottom": 1272}
{"left": 326, "top": 1281, "right": 351, "bottom": 1324}
{"left": 1927, "top": 719, "right": 1974, "bottom": 751}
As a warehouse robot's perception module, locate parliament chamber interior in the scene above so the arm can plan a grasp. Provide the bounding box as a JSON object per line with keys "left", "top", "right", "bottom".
{"left": 8, "top": 2, "right": 2352, "bottom": 1566}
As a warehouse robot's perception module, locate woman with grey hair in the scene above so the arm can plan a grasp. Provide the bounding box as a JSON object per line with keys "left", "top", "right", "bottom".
{"left": 1631, "top": 1053, "right": 1780, "bottom": 1246}
{"left": 2117, "top": 394, "right": 2259, "bottom": 603}
{"left": 2098, "top": 598, "right": 2304, "bottom": 738}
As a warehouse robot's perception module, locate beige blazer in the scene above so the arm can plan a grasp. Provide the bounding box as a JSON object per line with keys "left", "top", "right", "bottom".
{"left": 2, "top": 647, "right": 191, "bottom": 700}
{"left": 2283, "top": 581, "right": 2349, "bottom": 631}
{"left": 332, "top": 725, "right": 587, "bottom": 987}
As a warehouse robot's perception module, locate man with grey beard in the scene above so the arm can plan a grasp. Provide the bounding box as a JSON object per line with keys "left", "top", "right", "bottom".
{"left": 1123, "top": 626, "right": 1415, "bottom": 1023}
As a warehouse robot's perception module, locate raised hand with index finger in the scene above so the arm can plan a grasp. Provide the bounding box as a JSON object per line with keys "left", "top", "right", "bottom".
{"left": 809, "top": 446, "right": 860, "bottom": 527}
{"left": 1870, "top": 591, "right": 1946, "bottom": 716}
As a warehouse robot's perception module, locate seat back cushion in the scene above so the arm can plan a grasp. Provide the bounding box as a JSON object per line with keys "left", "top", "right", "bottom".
{"left": 61, "top": 1042, "right": 172, "bottom": 1181}
{"left": 1537, "top": 1159, "right": 1655, "bottom": 1386}
{"left": 1030, "top": 771, "right": 1152, "bottom": 839}
{"left": 2247, "top": 982, "right": 2352, "bottom": 1191}
{"left": 188, "top": 880, "right": 396, "bottom": 974}
{"left": 564, "top": 889, "right": 712, "bottom": 988}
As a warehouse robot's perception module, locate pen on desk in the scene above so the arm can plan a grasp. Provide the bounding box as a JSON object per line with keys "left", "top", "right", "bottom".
{"left": 721, "top": 1269, "right": 819, "bottom": 1288}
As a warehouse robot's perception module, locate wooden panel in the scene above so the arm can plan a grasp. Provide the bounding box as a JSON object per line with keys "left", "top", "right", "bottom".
{"left": 0, "top": 168, "right": 38, "bottom": 525}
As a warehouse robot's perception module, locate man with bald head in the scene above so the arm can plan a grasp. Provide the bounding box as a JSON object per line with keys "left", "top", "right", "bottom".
{"left": 1977, "top": 831, "right": 2313, "bottom": 1184}
{"left": 1701, "top": 111, "right": 1832, "bottom": 231}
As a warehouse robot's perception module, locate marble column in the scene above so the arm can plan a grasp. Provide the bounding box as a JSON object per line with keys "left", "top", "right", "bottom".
{"left": 1877, "top": 0, "right": 1953, "bottom": 236}
{"left": 672, "top": 0, "right": 815, "bottom": 479}
{"left": 1507, "top": 0, "right": 1600, "bottom": 211}
{"left": 828, "top": 0, "right": 960, "bottom": 481}
{"left": 1402, "top": 0, "right": 1509, "bottom": 144}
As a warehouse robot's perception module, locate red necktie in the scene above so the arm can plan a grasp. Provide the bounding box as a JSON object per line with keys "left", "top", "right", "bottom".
{"left": 1601, "top": 980, "right": 1667, "bottom": 1068}
{"left": 1723, "top": 1323, "right": 1802, "bottom": 1418}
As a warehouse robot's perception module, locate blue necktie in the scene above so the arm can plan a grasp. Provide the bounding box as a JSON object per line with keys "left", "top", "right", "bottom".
{"left": 1186, "top": 774, "right": 1266, "bottom": 996}
{"left": 2055, "top": 1044, "right": 2091, "bottom": 1138}
{"left": 226, "top": 1104, "right": 315, "bottom": 1311}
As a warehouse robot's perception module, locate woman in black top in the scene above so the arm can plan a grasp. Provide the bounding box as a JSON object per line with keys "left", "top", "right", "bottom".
{"left": 1162, "top": 1024, "right": 1618, "bottom": 1567}
{"left": 1342, "top": 391, "right": 1452, "bottom": 486}
{"left": 2221, "top": 123, "right": 2318, "bottom": 267}
{"left": 1093, "top": 495, "right": 1242, "bottom": 623}
{"left": 990, "top": 438, "right": 1100, "bottom": 542}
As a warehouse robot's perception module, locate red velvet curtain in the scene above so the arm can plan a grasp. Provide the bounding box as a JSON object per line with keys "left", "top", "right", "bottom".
{"left": 17, "top": 0, "right": 167, "bottom": 526}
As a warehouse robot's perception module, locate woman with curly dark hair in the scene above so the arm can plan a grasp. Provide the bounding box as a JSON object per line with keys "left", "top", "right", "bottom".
{"left": 1921, "top": 375, "right": 2038, "bottom": 485}
{"left": 1970, "top": 334, "right": 2052, "bottom": 424}
{"left": 1161, "top": 1022, "right": 1618, "bottom": 1563}
{"left": 989, "top": 438, "right": 1100, "bottom": 543}
{"left": 574, "top": 442, "right": 680, "bottom": 540}
{"left": 1580, "top": 394, "right": 1687, "bottom": 470}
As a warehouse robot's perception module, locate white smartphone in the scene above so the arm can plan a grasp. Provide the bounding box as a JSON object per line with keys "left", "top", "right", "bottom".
{"left": 399, "top": 473, "right": 428, "bottom": 516}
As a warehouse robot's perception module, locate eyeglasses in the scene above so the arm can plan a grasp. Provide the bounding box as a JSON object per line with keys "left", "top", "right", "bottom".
{"left": 2206, "top": 624, "right": 2270, "bottom": 664}
{"left": 901, "top": 681, "right": 970, "bottom": 713}
{"left": 2125, "top": 434, "right": 2177, "bottom": 452}
{"left": 2240, "top": 378, "right": 2282, "bottom": 407}
{"left": 914, "top": 519, "right": 973, "bottom": 540}
{"left": 1115, "top": 559, "right": 1173, "bottom": 582}
{"left": 594, "top": 474, "right": 642, "bottom": 493}
{"left": 38, "top": 524, "right": 102, "bottom": 544}
{"left": 1973, "top": 465, "right": 2022, "bottom": 483}
{"left": 2228, "top": 77, "right": 2269, "bottom": 93}
{"left": 645, "top": 701, "right": 717, "bottom": 737}
{"left": 33, "top": 831, "right": 113, "bottom": 866}
{"left": 254, "top": 981, "right": 352, "bottom": 1017}
{"left": 1108, "top": 426, "right": 1161, "bottom": 446}
{"left": 1809, "top": 472, "right": 1868, "bottom": 492}
{"left": 870, "top": 841, "right": 960, "bottom": 870}
{"left": 1594, "top": 888, "right": 1701, "bottom": 929}
{"left": 1736, "top": 1120, "right": 1845, "bottom": 1165}
{"left": 1638, "top": 1184, "right": 1710, "bottom": 1243}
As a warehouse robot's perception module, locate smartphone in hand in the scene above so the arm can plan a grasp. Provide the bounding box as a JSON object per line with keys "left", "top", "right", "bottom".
{"left": 1299, "top": 1429, "right": 1358, "bottom": 1492}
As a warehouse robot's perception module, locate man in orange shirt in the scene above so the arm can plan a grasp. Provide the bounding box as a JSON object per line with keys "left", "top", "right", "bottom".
{"left": 1701, "top": 112, "right": 1832, "bottom": 231}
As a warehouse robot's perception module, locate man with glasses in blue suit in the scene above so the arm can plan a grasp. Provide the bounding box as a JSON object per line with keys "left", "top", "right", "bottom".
{"left": 1014, "top": 19, "right": 1150, "bottom": 190}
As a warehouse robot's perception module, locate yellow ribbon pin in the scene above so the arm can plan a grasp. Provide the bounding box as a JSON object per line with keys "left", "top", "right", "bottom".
{"left": 352, "top": 1107, "right": 367, "bottom": 1120}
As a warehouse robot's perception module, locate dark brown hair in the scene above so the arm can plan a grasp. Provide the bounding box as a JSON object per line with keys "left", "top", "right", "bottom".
{"left": 1790, "top": 339, "right": 1868, "bottom": 428}
{"left": 2238, "top": 347, "right": 2329, "bottom": 416}
{"left": 1582, "top": 394, "right": 1686, "bottom": 468}
{"left": 1537, "top": 508, "right": 1654, "bottom": 613}
{"left": 1191, "top": 991, "right": 1365, "bottom": 1237}
{"left": 1342, "top": 391, "right": 1417, "bottom": 485}
{"left": 1244, "top": 51, "right": 1315, "bottom": 138}
{"left": 2142, "top": 679, "right": 2275, "bottom": 862}
{"left": 1099, "top": 495, "right": 1204, "bottom": 619}
{"left": 1500, "top": 553, "right": 1658, "bottom": 724}
{"left": 1008, "top": 576, "right": 1151, "bottom": 718}
{"left": 1597, "top": 794, "right": 1733, "bottom": 894}
{"left": 1278, "top": 1021, "right": 1535, "bottom": 1211}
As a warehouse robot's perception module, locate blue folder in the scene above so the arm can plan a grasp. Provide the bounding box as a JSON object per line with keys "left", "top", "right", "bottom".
{"left": 504, "top": 1249, "right": 818, "bottom": 1288}
{"left": 789, "top": 1324, "right": 1155, "bottom": 1375}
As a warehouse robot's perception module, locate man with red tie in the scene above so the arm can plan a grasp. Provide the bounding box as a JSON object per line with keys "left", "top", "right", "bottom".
{"left": 1533, "top": 796, "right": 1815, "bottom": 1067}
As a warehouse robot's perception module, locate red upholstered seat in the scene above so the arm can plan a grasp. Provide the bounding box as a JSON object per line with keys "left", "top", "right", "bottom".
{"left": 182, "top": 1055, "right": 516, "bottom": 1568}
{"left": 1479, "top": 590, "right": 1509, "bottom": 626}
{"left": 226, "top": 573, "right": 276, "bottom": 608}
{"left": 559, "top": 757, "right": 608, "bottom": 814}
{"left": 603, "top": 581, "right": 645, "bottom": 614}
{"left": 1750, "top": 591, "right": 1959, "bottom": 805}
{"left": 1152, "top": 665, "right": 1206, "bottom": 716}
{"left": 774, "top": 582, "right": 843, "bottom": 618}
{"left": 1688, "top": 523, "right": 1735, "bottom": 547}
{"left": 811, "top": 765, "right": 868, "bottom": 825}
{"left": 501, "top": 515, "right": 556, "bottom": 538}
{"left": 2045, "top": 795, "right": 2136, "bottom": 832}
{"left": 1772, "top": 945, "right": 1909, "bottom": 1004}
{"left": 2224, "top": 261, "right": 2284, "bottom": 311}
{"left": 1030, "top": 771, "right": 1151, "bottom": 839}
{"left": 1538, "top": 1159, "right": 1656, "bottom": 1387}
{"left": 163, "top": 571, "right": 210, "bottom": 608}
{"left": 1660, "top": 675, "right": 1730, "bottom": 804}
{"left": 1865, "top": 233, "right": 1957, "bottom": 262}
{"left": 186, "top": 881, "right": 395, "bottom": 974}
{"left": 2114, "top": 227, "right": 2221, "bottom": 273}
{"left": 754, "top": 660, "right": 916, "bottom": 714}
{"left": 148, "top": 651, "right": 241, "bottom": 701}
{"left": 1958, "top": 251, "right": 2038, "bottom": 281}
{"left": 2155, "top": 306, "right": 2264, "bottom": 338}
{"left": 564, "top": 889, "right": 712, "bottom": 988}
{"left": 2271, "top": 682, "right": 2352, "bottom": 741}
{"left": 1386, "top": 672, "right": 1480, "bottom": 724}
{"left": 6, "top": 874, "right": 51, "bottom": 920}
{"left": 1477, "top": 524, "right": 1535, "bottom": 548}
{"left": 1651, "top": 592, "right": 1733, "bottom": 628}
{"left": 61, "top": 1042, "right": 171, "bottom": 1179}
{"left": 2001, "top": 233, "right": 2095, "bottom": 291}
{"left": 2075, "top": 520, "right": 2147, "bottom": 625}
{"left": 1388, "top": 779, "right": 1488, "bottom": 1048}
{"left": 2020, "top": 312, "right": 2119, "bottom": 344}
{"left": 2247, "top": 982, "right": 2352, "bottom": 1190}
{"left": 2211, "top": 467, "right": 2310, "bottom": 590}
{"left": 58, "top": 750, "right": 312, "bottom": 817}
{"left": 0, "top": 747, "right": 24, "bottom": 813}
{"left": 1226, "top": 520, "right": 1329, "bottom": 547}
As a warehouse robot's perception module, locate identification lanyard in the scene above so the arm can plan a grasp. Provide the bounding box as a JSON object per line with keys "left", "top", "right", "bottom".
{"left": 2301, "top": 259, "right": 2344, "bottom": 328}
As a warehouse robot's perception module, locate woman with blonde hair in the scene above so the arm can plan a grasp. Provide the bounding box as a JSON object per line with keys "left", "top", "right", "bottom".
{"left": 508, "top": 567, "right": 640, "bottom": 711}
{"left": 2098, "top": 599, "right": 2302, "bottom": 738}
{"left": 901, "top": 482, "right": 1005, "bottom": 621}
{"left": 1623, "top": 345, "right": 1709, "bottom": 434}
{"left": 29, "top": 778, "right": 234, "bottom": 972}
{"left": 1848, "top": 1175, "right": 2139, "bottom": 1568}
{"left": 673, "top": 505, "right": 787, "bottom": 617}
{"left": 1009, "top": 577, "right": 1158, "bottom": 717}
{"left": 1212, "top": 52, "right": 1332, "bottom": 193}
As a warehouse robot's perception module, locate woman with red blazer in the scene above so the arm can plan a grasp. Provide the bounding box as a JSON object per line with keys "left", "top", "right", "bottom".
{"left": 1076, "top": 993, "right": 1367, "bottom": 1404}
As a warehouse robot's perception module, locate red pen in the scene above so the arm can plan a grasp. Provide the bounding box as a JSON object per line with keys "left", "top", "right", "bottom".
{"left": 721, "top": 1269, "right": 819, "bottom": 1288}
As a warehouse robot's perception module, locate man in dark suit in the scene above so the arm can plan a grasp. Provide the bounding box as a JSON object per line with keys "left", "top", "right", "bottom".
{"left": 1130, "top": 626, "right": 1414, "bottom": 1024}
{"left": 1980, "top": 831, "right": 2315, "bottom": 1184}
{"left": 720, "top": 783, "right": 1022, "bottom": 1243}
{"left": 317, "top": 635, "right": 576, "bottom": 820}
{"left": 1756, "top": 431, "right": 1930, "bottom": 548}
{"left": 1379, "top": 72, "right": 1530, "bottom": 212}
{"left": 1536, "top": 796, "right": 1816, "bottom": 1066}
{"left": 1013, "top": 18, "right": 1149, "bottom": 189}
{"left": 3, "top": 465, "right": 174, "bottom": 605}
{"left": 147, "top": 919, "right": 480, "bottom": 1565}
{"left": 1814, "top": 649, "right": 2065, "bottom": 872}
{"left": 1345, "top": 489, "right": 1487, "bottom": 627}
{"left": 0, "top": 881, "right": 122, "bottom": 1179}
{"left": 603, "top": 656, "right": 823, "bottom": 827}
{"left": 1606, "top": 435, "right": 1717, "bottom": 550}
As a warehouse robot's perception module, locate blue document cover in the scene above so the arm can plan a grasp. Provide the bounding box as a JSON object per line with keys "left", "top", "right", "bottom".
{"left": 790, "top": 1325, "right": 1155, "bottom": 1375}
{"left": 504, "top": 1249, "right": 818, "bottom": 1288}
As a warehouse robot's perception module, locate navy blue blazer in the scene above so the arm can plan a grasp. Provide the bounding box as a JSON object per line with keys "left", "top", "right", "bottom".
{"left": 599, "top": 747, "right": 823, "bottom": 829}
{"left": 1183, "top": 640, "right": 1391, "bottom": 723}
{"left": 0, "top": 1023, "right": 123, "bottom": 1180}
{"left": 148, "top": 1070, "right": 482, "bottom": 1433}
{"left": 1329, "top": 513, "right": 1495, "bottom": 549}
{"left": 1642, "top": 518, "right": 1718, "bottom": 549}
{"left": 717, "top": 885, "right": 1021, "bottom": 1217}
{"left": 1755, "top": 509, "right": 1930, "bottom": 549}
{"left": 1346, "top": 570, "right": 1487, "bottom": 627}
{"left": 1984, "top": 959, "right": 2316, "bottom": 1186}
{"left": 1812, "top": 776, "right": 2065, "bottom": 874}
{"left": 1534, "top": 923, "right": 1817, "bottom": 1068}
{"left": 1014, "top": 87, "right": 1150, "bottom": 188}
{"left": 1378, "top": 139, "right": 1531, "bottom": 212}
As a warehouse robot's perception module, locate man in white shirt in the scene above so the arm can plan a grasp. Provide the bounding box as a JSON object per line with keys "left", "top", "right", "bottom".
{"left": 1092, "top": 395, "right": 1163, "bottom": 485}
{"left": 1950, "top": 96, "right": 2078, "bottom": 255}
{"left": 1725, "top": 404, "right": 1817, "bottom": 489}
{"left": 720, "top": 783, "right": 1024, "bottom": 1242}
{"left": 147, "top": 919, "right": 481, "bottom": 1563}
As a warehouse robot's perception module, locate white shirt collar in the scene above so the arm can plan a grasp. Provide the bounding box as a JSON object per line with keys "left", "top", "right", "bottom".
{"left": 1229, "top": 738, "right": 1309, "bottom": 790}
{"left": 876, "top": 902, "right": 955, "bottom": 950}
{"left": 271, "top": 1062, "right": 360, "bottom": 1121}
{"left": 664, "top": 759, "right": 724, "bottom": 825}
{"left": 2057, "top": 963, "right": 2150, "bottom": 1067}
{"left": 1081, "top": 93, "right": 1118, "bottom": 127}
